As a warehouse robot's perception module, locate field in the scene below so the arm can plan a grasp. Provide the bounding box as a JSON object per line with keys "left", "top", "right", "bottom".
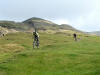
{"left": 0, "top": 32, "right": 100, "bottom": 75}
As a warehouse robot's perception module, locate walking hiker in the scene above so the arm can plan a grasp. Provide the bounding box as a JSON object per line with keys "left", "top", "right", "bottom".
{"left": 33, "top": 31, "right": 39, "bottom": 48}
{"left": 73, "top": 33, "right": 77, "bottom": 41}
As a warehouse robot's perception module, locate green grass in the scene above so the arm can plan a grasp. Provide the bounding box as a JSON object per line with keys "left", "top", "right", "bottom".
{"left": 0, "top": 32, "right": 100, "bottom": 75}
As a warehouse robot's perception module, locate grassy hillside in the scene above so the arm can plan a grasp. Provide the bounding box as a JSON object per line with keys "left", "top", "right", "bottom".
{"left": 0, "top": 32, "right": 100, "bottom": 75}
{"left": 0, "top": 21, "right": 30, "bottom": 31}
{"left": 0, "top": 17, "right": 81, "bottom": 32}
{"left": 23, "top": 17, "right": 80, "bottom": 31}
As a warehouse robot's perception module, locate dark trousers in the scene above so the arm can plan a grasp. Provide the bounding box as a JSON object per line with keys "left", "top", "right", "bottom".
{"left": 33, "top": 38, "right": 39, "bottom": 48}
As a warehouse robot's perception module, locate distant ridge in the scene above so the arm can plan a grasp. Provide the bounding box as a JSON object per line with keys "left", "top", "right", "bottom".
{"left": 87, "top": 31, "right": 100, "bottom": 36}
{"left": 0, "top": 17, "right": 81, "bottom": 32}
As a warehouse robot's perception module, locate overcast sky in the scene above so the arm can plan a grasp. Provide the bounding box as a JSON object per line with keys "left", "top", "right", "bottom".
{"left": 0, "top": 0, "right": 100, "bottom": 32}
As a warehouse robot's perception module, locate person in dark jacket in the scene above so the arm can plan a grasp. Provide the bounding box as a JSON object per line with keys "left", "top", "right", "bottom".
{"left": 73, "top": 33, "right": 77, "bottom": 41}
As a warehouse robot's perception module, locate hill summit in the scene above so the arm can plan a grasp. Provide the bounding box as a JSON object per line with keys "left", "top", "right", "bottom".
{"left": 0, "top": 17, "right": 81, "bottom": 33}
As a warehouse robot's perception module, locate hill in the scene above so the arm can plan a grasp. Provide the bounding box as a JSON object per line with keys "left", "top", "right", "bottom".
{"left": 0, "top": 21, "right": 30, "bottom": 31}
{"left": 60, "top": 24, "right": 79, "bottom": 31}
{"left": 0, "top": 17, "right": 81, "bottom": 33}
{"left": 88, "top": 31, "right": 100, "bottom": 36}
{"left": 23, "top": 17, "right": 80, "bottom": 32}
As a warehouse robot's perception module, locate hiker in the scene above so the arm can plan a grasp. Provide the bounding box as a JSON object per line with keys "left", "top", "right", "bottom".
{"left": 33, "top": 31, "right": 39, "bottom": 48}
{"left": 73, "top": 33, "right": 77, "bottom": 41}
